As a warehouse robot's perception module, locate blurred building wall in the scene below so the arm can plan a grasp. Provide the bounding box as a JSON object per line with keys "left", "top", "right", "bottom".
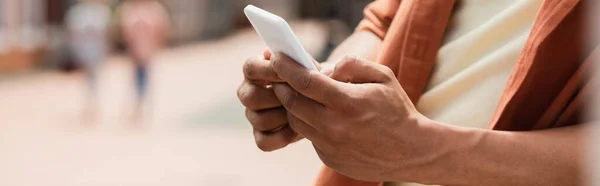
{"left": 300, "top": 0, "right": 371, "bottom": 28}
{"left": 164, "top": 0, "right": 299, "bottom": 43}
{"left": 163, "top": 0, "right": 205, "bottom": 43}
{"left": 0, "top": 0, "right": 371, "bottom": 73}
{"left": 0, "top": 0, "right": 47, "bottom": 73}
{"left": 0, "top": 0, "right": 114, "bottom": 73}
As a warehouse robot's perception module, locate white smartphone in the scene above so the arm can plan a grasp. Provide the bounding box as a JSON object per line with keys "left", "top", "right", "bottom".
{"left": 244, "top": 5, "right": 318, "bottom": 71}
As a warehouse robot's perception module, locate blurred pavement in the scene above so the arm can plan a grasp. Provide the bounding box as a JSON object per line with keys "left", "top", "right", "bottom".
{"left": 0, "top": 21, "right": 329, "bottom": 186}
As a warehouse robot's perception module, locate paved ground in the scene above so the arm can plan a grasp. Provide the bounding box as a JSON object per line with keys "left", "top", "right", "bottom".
{"left": 0, "top": 21, "right": 330, "bottom": 186}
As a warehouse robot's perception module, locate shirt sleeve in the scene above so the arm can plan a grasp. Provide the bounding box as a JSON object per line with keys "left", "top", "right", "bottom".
{"left": 355, "top": 0, "right": 402, "bottom": 39}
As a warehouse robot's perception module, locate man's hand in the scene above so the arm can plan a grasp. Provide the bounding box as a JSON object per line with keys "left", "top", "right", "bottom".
{"left": 238, "top": 50, "right": 323, "bottom": 151}
{"left": 237, "top": 50, "right": 300, "bottom": 152}
{"left": 271, "top": 54, "right": 441, "bottom": 182}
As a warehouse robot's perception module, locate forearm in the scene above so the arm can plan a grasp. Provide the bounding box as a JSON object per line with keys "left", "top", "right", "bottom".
{"left": 325, "top": 31, "right": 382, "bottom": 64}
{"left": 414, "top": 121, "right": 587, "bottom": 186}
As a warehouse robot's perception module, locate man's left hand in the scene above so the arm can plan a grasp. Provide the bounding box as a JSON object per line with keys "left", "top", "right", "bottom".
{"left": 270, "top": 54, "right": 445, "bottom": 182}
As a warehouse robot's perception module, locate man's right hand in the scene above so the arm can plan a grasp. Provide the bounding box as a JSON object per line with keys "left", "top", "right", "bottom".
{"left": 237, "top": 50, "right": 303, "bottom": 151}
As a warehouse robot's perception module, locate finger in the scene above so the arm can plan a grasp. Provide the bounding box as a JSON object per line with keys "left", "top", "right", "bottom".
{"left": 245, "top": 107, "right": 288, "bottom": 132}
{"left": 330, "top": 56, "right": 395, "bottom": 84}
{"left": 272, "top": 83, "right": 326, "bottom": 130}
{"left": 263, "top": 49, "right": 271, "bottom": 60}
{"left": 271, "top": 53, "right": 345, "bottom": 105}
{"left": 243, "top": 56, "right": 283, "bottom": 83}
{"left": 269, "top": 50, "right": 321, "bottom": 70}
{"left": 238, "top": 81, "right": 282, "bottom": 110}
{"left": 320, "top": 64, "right": 334, "bottom": 77}
{"left": 253, "top": 125, "right": 297, "bottom": 152}
{"left": 286, "top": 111, "right": 328, "bottom": 146}
{"left": 291, "top": 134, "right": 304, "bottom": 143}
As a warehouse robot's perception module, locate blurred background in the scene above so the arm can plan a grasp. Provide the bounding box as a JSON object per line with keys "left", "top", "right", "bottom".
{"left": 0, "top": 0, "right": 371, "bottom": 185}
{"left": 2, "top": 1, "right": 599, "bottom": 186}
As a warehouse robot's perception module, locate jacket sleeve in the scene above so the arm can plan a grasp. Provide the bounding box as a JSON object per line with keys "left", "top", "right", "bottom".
{"left": 355, "top": 0, "right": 402, "bottom": 39}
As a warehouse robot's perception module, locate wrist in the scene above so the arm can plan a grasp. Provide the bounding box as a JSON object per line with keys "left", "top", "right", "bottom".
{"left": 399, "top": 118, "right": 486, "bottom": 185}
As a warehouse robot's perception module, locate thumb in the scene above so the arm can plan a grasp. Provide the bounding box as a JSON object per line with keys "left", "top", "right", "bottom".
{"left": 320, "top": 66, "right": 334, "bottom": 77}
{"left": 319, "top": 63, "right": 335, "bottom": 77}
{"left": 330, "top": 57, "right": 395, "bottom": 84}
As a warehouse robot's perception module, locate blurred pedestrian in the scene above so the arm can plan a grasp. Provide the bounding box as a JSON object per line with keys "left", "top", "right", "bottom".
{"left": 119, "top": 0, "right": 169, "bottom": 119}
{"left": 65, "top": 0, "right": 112, "bottom": 119}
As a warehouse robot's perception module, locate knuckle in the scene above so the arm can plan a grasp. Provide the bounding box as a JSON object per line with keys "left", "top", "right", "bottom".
{"left": 281, "top": 91, "right": 297, "bottom": 109}
{"left": 334, "top": 56, "right": 363, "bottom": 78}
{"left": 336, "top": 56, "right": 353, "bottom": 71}
{"left": 243, "top": 58, "right": 255, "bottom": 76}
{"left": 379, "top": 66, "right": 396, "bottom": 81}
{"left": 346, "top": 90, "right": 367, "bottom": 102}
{"left": 236, "top": 82, "right": 245, "bottom": 99}
{"left": 238, "top": 85, "right": 259, "bottom": 110}
{"left": 237, "top": 84, "right": 250, "bottom": 103}
{"left": 298, "top": 73, "right": 313, "bottom": 92}
{"left": 245, "top": 109, "right": 263, "bottom": 126}
{"left": 341, "top": 55, "right": 360, "bottom": 64}
{"left": 264, "top": 65, "right": 276, "bottom": 79}
{"left": 243, "top": 57, "right": 262, "bottom": 78}
{"left": 271, "top": 53, "right": 282, "bottom": 70}
{"left": 339, "top": 56, "right": 360, "bottom": 67}
{"left": 327, "top": 124, "right": 348, "bottom": 142}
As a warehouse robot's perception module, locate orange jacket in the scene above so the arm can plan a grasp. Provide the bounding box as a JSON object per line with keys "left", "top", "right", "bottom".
{"left": 315, "top": 0, "right": 599, "bottom": 185}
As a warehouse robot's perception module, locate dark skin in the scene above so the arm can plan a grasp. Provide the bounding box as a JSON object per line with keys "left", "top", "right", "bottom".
{"left": 238, "top": 31, "right": 586, "bottom": 185}
{"left": 238, "top": 31, "right": 382, "bottom": 151}
{"left": 238, "top": 50, "right": 303, "bottom": 152}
